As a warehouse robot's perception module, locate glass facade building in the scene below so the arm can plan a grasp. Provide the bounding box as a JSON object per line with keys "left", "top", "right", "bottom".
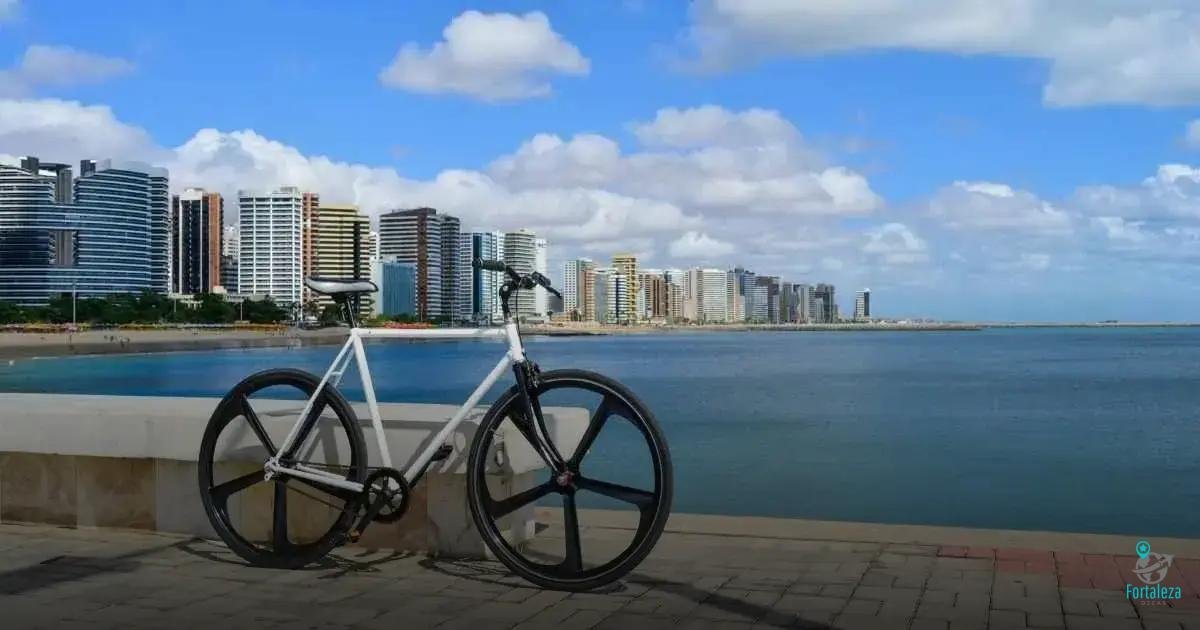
{"left": 0, "top": 158, "right": 170, "bottom": 306}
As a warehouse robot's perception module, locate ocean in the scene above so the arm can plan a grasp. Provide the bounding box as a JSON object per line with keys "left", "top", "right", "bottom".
{"left": 2, "top": 327, "right": 1197, "bottom": 537}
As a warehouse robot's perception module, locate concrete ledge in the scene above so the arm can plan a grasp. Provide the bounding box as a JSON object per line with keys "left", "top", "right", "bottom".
{"left": 560, "top": 509, "right": 1200, "bottom": 557}
{"left": 0, "top": 393, "right": 586, "bottom": 557}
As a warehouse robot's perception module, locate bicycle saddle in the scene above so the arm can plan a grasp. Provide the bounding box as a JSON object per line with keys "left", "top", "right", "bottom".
{"left": 304, "top": 277, "right": 378, "bottom": 295}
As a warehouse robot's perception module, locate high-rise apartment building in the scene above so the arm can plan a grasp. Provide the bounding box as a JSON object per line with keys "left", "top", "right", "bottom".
{"left": 312, "top": 204, "right": 373, "bottom": 315}
{"left": 221, "top": 225, "right": 239, "bottom": 293}
{"left": 699, "top": 268, "right": 729, "bottom": 323}
{"left": 725, "top": 271, "right": 745, "bottom": 323}
{"left": 170, "top": 189, "right": 223, "bottom": 294}
{"left": 0, "top": 157, "right": 169, "bottom": 305}
{"left": 592, "top": 267, "right": 627, "bottom": 324}
{"left": 503, "top": 229, "right": 540, "bottom": 321}
{"left": 811, "top": 283, "right": 837, "bottom": 323}
{"left": 470, "top": 231, "right": 504, "bottom": 323}
{"left": 612, "top": 253, "right": 639, "bottom": 324}
{"left": 439, "top": 215, "right": 466, "bottom": 322}
{"left": 854, "top": 289, "right": 871, "bottom": 322}
{"left": 238, "top": 187, "right": 305, "bottom": 308}
{"left": 640, "top": 271, "right": 669, "bottom": 320}
{"left": 378, "top": 207, "right": 455, "bottom": 321}
{"left": 299, "top": 192, "right": 320, "bottom": 304}
{"left": 562, "top": 258, "right": 596, "bottom": 320}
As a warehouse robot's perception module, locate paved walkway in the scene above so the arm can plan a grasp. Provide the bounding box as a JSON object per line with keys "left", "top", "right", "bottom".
{"left": 1, "top": 516, "right": 1197, "bottom": 630}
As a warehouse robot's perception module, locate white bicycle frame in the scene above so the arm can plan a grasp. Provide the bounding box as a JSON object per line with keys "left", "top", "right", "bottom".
{"left": 262, "top": 322, "right": 527, "bottom": 494}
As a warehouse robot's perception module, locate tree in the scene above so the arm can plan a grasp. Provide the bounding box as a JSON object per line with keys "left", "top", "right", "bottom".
{"left": 0, "top": 301, "right": 25, "bottom": 324}
{"left": 242, "top": 297, "right": 287, "bottom": 324}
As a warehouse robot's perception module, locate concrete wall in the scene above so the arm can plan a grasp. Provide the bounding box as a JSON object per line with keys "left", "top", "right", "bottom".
{"left": 0, "top": 393, "right": 586, "bottom": 557}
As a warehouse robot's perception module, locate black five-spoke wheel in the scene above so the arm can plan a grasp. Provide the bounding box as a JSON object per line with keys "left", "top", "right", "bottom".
{"left": 198, "top": 368, "right": 366, "bottom": 569}
{"left": 467, "top": 369, "right": 673, "bottom": 591}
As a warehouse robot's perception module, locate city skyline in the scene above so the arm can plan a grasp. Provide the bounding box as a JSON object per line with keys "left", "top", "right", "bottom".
{"left": 3, "top": 3, "right": 1200, "bottom": 320}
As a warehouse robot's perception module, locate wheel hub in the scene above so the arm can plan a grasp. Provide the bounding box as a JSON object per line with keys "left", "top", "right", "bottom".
{"left": 555, "top": 470, "right": 575, "bottom": 488}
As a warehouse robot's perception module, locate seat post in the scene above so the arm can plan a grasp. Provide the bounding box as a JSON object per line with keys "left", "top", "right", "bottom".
{"left": 339, "top": 295, "right": 359, "bottom": 329}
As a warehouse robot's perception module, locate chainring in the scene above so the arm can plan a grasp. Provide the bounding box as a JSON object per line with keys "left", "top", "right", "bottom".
{"left": 362, "top": 467, "right": 410, "bottom": 524}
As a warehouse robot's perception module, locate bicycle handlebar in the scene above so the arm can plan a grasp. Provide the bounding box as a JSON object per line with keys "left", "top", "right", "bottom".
{"left": 472, "top": 258, "right": 561, "bottom": 299}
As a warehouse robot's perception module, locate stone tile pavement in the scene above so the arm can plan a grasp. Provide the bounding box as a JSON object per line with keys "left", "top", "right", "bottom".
{"left": 1, "top": 519, "right": 1198, "bottom": 630}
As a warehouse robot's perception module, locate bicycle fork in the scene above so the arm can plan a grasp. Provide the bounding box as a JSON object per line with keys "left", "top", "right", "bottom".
{"left": 512, "top": 360, "right": 569, "bottom": 477}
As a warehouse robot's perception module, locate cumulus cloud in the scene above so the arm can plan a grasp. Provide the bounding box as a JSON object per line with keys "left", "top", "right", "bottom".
{"left": 668, "top": 231, "right": 735, "bottom": 259}
{"left": 0, "top": 45, "right": 134, "bottom": 96}
{"left": 490, "top": 106, "right": 882, "bottom": 217}
{"left": 682, "top": 1, "right": 1200, "bottom": 107}
{"left": 379, "top": 11, "right": 589, "bottom": 101}
{"left": 862, "top": 223, "right": 929, "bottom": 266}
{"left": 927, "top": 181, "right": 1072, "bottom": 235}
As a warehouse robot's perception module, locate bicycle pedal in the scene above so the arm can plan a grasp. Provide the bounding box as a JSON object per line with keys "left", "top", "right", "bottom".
{"left": 430, "top": 444, "right": 453, "bottom": 462}
{"left": 347, "top": 529, "right": 362, "bottom": 543}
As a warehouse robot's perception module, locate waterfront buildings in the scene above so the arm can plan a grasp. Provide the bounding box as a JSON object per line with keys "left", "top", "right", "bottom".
{"left": 854, "top": 289, "right": 871, "bottom": 322}
{"left": 811, "top": 283, "right": 837, "bottom": 323}
{"left": 371, "top": 258, "right": 417, "bottom": 318}
{"left": 562, "top": 258, "right": 595, "bottom": 320}
{"left": 641, "top": 271, "right": 669, "bottom": 320}
{"left": 503, "top": 229, "right": 540, "bottom": 321}
{"left": 378, "top": 208, "right": 446, "bottom": 321}
{"left": 0, "top": 156, "right": 169, "bottom": 306}
{"left": 471, "top": 231, "right": 505, "bottom": 323}
{"left": 312, "top": 204, "right": 372, "bottom": 315}
{"left": 170, "top": 189, "right": 223, "bottom": 294}
{"left": 237, "top": 187, "right": 306, "bottom": 308}
{"left": 612, "top": 253, "right": 639, "bottom": 324}
{"left": 220, "top": 225, "right": 239, "bottom": 293}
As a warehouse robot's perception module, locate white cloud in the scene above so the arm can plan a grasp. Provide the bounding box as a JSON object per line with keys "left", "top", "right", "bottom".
{"left": 862, "top": 223, "right": 929, "bottom": 266}
{"left": 683, "top": 1, "right": 1200, "bottom": 107}
{"left": 0, "top": 0, "right": 17, "bottom": 22}
{"left": 0, "top": 99, "right": 158, "bottom": 162}
{"left": 928, "top": 180, "right": 1073, "bottom": 235}
{"left": 490, "top": 106, "right": 882, "bottom": 217}
{"left": 379, "top": 10, "right": 589, "bottom": 101}
{"left": 0, "top": 45, "right": 134, "bottom": 96}
{"left": 669, "top": 231, "right": 735, "bottom": 259}
{"left": 1185, "top": 120, "right": 1200, "bottom": 150}
{"left": 1074, "top": 164, "right": 1200, "bottom": 219}
{"left": 995, "top": 253, "right": 1052, "bottom": 272}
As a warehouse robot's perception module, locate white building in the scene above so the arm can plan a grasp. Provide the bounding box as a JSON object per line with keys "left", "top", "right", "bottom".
{"left": 700, "top": 268, "right": 729, "bottom": 323}
{"left": 854, "top": 289, "right": 871, "bottom": 322}
{"left": 503, "top": 229, "right": 540, "bottom": 321}
{"left": 238, "top": 187, "right": 304, "bottom": 307}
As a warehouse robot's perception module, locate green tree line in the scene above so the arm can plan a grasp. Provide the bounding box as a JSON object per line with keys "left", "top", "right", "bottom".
{"left": 0, "top": 291, "right": 288, "bottom": 325}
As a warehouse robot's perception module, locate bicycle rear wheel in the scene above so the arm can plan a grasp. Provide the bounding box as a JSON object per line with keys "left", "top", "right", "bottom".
{"left": 467, "top": 369, "right": 673, "bottom": 591}
{"left": 198, "top": 368, "right": 366, "bottom": 569}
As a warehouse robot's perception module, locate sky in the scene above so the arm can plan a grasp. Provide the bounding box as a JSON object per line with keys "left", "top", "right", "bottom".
{"left": 1, "top": 1, "right": 1200, "bottom": 322}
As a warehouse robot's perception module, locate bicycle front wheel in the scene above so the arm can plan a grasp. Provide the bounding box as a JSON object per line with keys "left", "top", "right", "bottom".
{"left": 467, "top": 369, "right": 673, "bottom": 591}
{"left": 198, "top": 368, "right": 367, "bottom": 569}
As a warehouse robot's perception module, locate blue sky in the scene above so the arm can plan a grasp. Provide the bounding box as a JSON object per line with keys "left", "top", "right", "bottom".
{"left": 2, "top": 1, "right": 1200, "bottom": 321}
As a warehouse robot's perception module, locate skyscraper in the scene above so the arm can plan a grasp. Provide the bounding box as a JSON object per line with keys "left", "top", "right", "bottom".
{"left": 854, "top": 289, "right": 871, "bottom": 322}
{"left": 299, "top": 192, "right": 320, "bottom": 304}
{"left": 503, "top": 229, "right": 539, "bottom": 321}
{"left": 171, "top": 189, "right": 223, "bottom": 294}
{"left": 440, "top": 214, "right": 466, "bottom": 322}
{"left": 640, "top": 271, "right": 669, "bottom": 320}
{"left": 378, "top": 207, "right": 454, "bottom": 321}
{"left": 725, "top": 271, "right": 745, "bottom": 323}
{"left": 811, "top": 283, "right": 837, "bottom": 323}
{"left": 562, "top": 258, "right": 595, "bottom": 320}
{"left": 700, "top": 268, "right": 729, "bottom": 323}
{"left": 238, "top": 187, "right": 305, "bottom": 308}
{"left": 0, "top": 157, "right": 170, "bottom": 305}
{"left": 312, "top": 204, "right": 373, "bottom": 315}
{"left": 470, "top": 231, "right": 504, "bottom": 323}
{"left": 221, "top": 225, "right": 239, "bottom": 293}
{"left": 612, "top": 253, "right": 639, "bottom": 323}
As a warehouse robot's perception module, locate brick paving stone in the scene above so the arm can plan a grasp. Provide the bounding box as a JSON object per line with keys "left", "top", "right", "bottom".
{"left": 990, "top": 609, "right": 1028, "bottom": 629}
{"left": 1028, "top": 613, "right": 1067, "bottom": 628}
{"left": 1063, "top": 615, "right": 1144, "bottom": 630}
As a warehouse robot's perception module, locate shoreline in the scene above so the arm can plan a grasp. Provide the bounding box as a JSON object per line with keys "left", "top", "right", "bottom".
{"left": 0, "top": 321, "right": 1196, "bottom": 360}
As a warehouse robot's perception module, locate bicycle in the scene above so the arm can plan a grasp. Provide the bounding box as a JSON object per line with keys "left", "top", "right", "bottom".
{"left": 197, "top": 259, "right": 673, "bottom": 591}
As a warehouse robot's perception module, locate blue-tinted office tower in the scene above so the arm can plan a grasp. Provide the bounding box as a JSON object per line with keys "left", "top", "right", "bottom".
{"left": 379, "top": 260, "right": 417, "bottom": 317}
{"left": 0, "top": 156, "right": 170, "bottom": 306}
